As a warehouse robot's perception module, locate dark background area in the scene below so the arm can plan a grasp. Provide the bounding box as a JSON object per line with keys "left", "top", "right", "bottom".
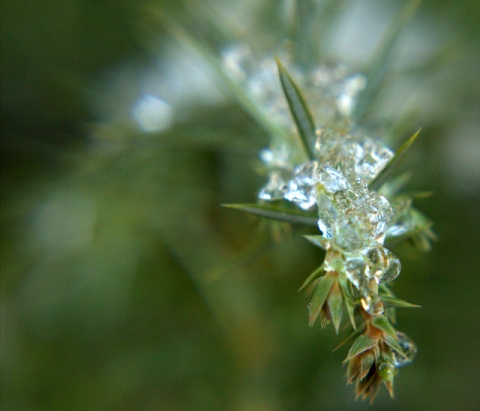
{"left": 1, "top": 1, "right": 480, "bottom": 410}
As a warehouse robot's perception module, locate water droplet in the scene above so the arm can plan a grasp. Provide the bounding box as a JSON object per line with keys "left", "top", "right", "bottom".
{"left": 380, "top": 250, "right": 401, "bottom": 283}
{"left": 392, "top": 332, "right": 417, "bottom": 367}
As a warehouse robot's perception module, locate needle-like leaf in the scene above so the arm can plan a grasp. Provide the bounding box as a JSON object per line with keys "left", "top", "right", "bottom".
{"left": 384, "top": 335, "right": 408, "bottom": 359}
{"left": 338, "top": 276, "right": 357, "bottom": 329}
{"left": 381, "top": 295, "right": 421, "bottom": 308}
{"left": 222, "top": 203, "right": 318, "bottom": 226}
{"left": 328, "top": 281, "right": 344, "bottom": 334}
{"left": 371, "top": 316, "right": 397, "bottom": 339}
{"left": 369, "top": 128, "right": 421, "bottom": 190}
{"left": 298, "top": 265, "right": 325, "bottom": 292}
{"left": 309, "top": 275, "right": 335, "bottom": 326}
{"left": 276, "top": 58, "right": 317, "bottom": 159}
{"left": 344, "top": 335, "right": 377, "bottom": 363}
{"left": 303, "top": 234, "right": 329, "bottom": 250}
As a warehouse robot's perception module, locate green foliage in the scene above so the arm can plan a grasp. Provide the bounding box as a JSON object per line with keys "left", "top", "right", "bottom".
{"left": 2, "top": 0, "right": 480, "bottom": 409}
{"left": 276, "top": 58, "right": 317, "bottom": 159}
{"left": 222, "top": 203, "right": 318, "bottom": 225}
{"left": 369, "top": 128, "right": 422, "bottom": 190}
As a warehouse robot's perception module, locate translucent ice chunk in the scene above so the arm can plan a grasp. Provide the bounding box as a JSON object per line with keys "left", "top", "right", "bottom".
{"left": 392, "top": 332, "right": 417, "bottom": 367}
{"left": 380, "top": 250, "right": 401, "bottom": 283}
{"left": 387, "top": 198, "right": 414, "bottom": 237}
{"left": 314, "top": 130, "right": 393, "bottom": 184}
{"left": 318, "top": 166, "right": 349, "bottom": 192}
{"left": 306, "top": 64, "right": 366, "bottom": 123}
{"left": 317, "top": 182, "right": 393, "bottom": 245}
{"left": 317, "top": 190, "right": 337, "bottom": 238}
{"left": 315, "top": 131, "right": 358, "bottom": 178}
{"left": 354, "top": 139, "right": 393, "bottom": 181}
{"left": 361, "top": 244, "right": 401, "bottom": 283}
{"left": 342, "top": 252, "right": 367, "bottom": 289}
{"left": 362, "top": 193, "right": 393, "bottom": 243}
{"left": 284, "top": 162, "right": 319, "bottom": 210}
{"left": 333, "top": 212, "right": 372, "bottom": 252}
{"left": 258, "top": 170, "right": 291, "bottom": 201}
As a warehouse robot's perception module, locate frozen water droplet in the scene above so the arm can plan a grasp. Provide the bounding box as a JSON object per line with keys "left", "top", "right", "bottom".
{"left": 361, "top": 245, "right": 401, "bottom": 283}
{"left": 380, "top": 250, "right": 401, "bottom": 283}
{"left": 387, "top": 198, "right": 414, "bottom": 237}
{"left": 392, "top": 332, "right": 417, "bottom": 367}
{"left": 258, "top": 170, "right": 290, "bottom": 201}
{"left": 342, "top": 252, "right": 367, "bottom": 289}
{"left": 362, "top": 244, "right": 387, "bottom": 280}
{"left": 314, "top": 130, "right": 394, "bottom": 184}
{"left": 317, "top": 181, "right": 393, "bottom": 246}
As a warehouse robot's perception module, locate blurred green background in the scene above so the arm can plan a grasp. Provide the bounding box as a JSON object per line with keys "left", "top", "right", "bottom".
{"left": 1, "top": 0, "right": 480, "bottom": 410}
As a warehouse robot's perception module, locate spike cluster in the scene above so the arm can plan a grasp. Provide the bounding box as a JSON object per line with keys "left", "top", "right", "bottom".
{"left": 223, "top": 47, "right": 434, "bottom": 401}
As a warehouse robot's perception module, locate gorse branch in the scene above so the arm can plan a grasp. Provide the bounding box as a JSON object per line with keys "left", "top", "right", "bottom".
{"left": 163, "top": 0, "right": 434, "bottom": 403}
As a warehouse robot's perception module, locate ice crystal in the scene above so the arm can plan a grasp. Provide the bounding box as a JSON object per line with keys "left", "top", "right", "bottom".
{"left": 342, "top": 251, "right": 368, "bottom": 289}
{"left": 317, "top": 182, "right": 393, "bottom": 244}
{"left": 315, "top": 130, "right": 393, "bottom": 183}
{"left": 387, "top": 198, "right": 415, "bottom": 237}
{"left": 221, "top": 45, "right": 369, "bottom": 131}
{"left": 318, "top": 166, "right": 349, "bottom": 192}
{"left": 305, "top": 64, "right": 366, "bottom": 121}
{"left": 257, "top": 125, "right": 397, "bottom": 309}
{"left": 284, "top": 162, "right": 318, "bottom": 210}
{"left": 258, "top": 170, "right": 290, "bottom": 201}
{"left": 361, "top": 245, "right": 401, "bottom": 283}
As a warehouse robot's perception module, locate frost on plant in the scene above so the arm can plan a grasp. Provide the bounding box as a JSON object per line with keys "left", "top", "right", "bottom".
{"left": 160, "top": 0, "right": 436, "bottom": 401}
{"left": 222, "top": 44, "right": 435, "bottom": 402}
